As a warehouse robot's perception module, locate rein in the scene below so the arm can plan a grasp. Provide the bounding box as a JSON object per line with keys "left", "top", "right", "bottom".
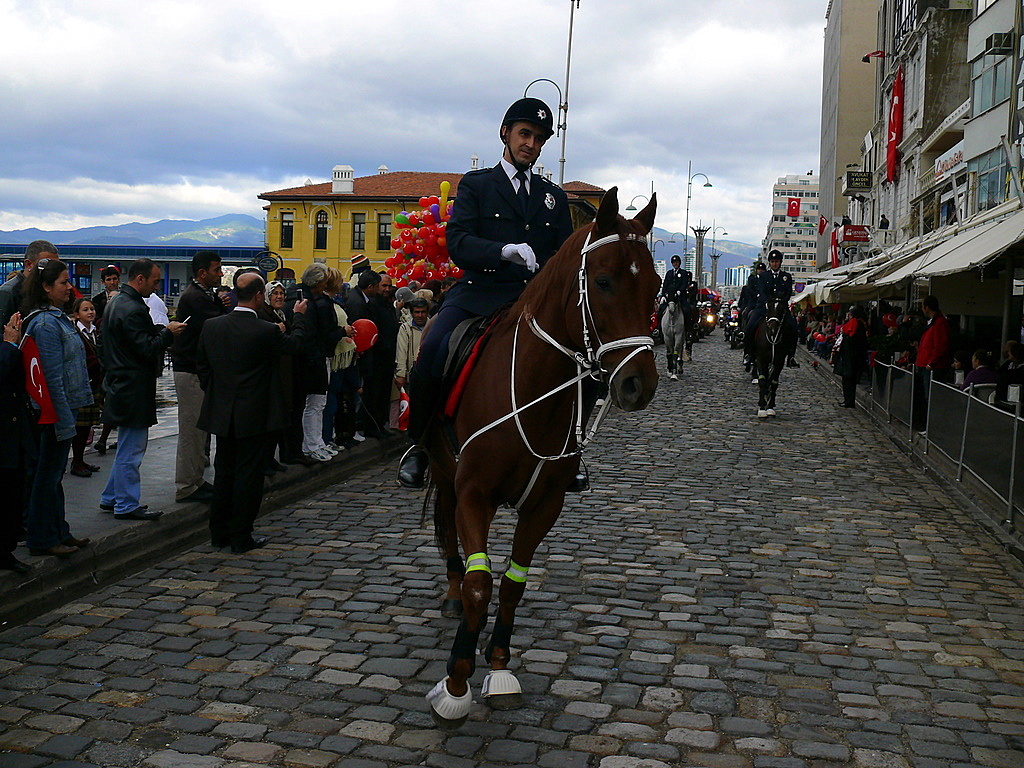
{"left": 457, "top": 228, "right": 654, "bottom": 501}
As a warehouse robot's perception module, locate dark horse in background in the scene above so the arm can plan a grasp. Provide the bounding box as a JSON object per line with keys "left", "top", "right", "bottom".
{"left": 753, "top": 297, "right": 795, "bottom": 418}
{"left": 422, "top": 189, "right": 661, "bottom": 726}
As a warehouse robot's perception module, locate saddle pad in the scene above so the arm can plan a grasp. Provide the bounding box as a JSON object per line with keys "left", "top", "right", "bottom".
{"left": 443, "top": 316, "right": 498, "bottom": 419}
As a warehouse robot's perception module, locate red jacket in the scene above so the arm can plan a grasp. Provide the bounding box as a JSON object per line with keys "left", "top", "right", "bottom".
{"left": 916, "top": 312, "right": 951, "bottom": 369}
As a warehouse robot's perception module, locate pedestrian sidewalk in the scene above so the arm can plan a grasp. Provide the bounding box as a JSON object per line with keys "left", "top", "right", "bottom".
{"left": 0, "top": 409, "right": 406, "bottom": 627}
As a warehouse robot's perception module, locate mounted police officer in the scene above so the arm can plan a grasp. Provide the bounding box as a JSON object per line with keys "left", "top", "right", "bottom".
{"left": 397, "top": 97, "right": 574, "bottom": 490}
{"left": 660, "top": 254, "right": 693, "bottom": 312}
{"left": 743, "top": 250, "right": 799, "bottom": 368}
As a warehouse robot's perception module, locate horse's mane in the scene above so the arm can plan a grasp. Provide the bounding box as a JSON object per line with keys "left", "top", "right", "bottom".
{"left": 513, "top": 214, "right": 646, "bottom": 314}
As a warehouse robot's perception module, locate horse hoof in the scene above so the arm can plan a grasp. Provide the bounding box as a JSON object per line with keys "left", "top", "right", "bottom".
{"left": 757, "top": 409, "right": 769, "bottom": 418}
{"left": 669, "top": 373, "right": 678, "bottom": 381}
{"left": 482, "top": 669, "right": 522, "bottom": 710}
{"left": 426, "top": 676, "right": 472, "bottom": 727}
{"left": 766, "top": 408, "right": 777, "bottom": 417}
{"left": 441, "top": 599, "right": 463, "bottom": 618}
{"left": 751, "top": 378, "right": 758, "bottom": 385}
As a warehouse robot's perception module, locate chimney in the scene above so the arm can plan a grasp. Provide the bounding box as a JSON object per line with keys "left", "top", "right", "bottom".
{"left": 378, "top": 164, "right": 388, "bottom": 175}
{"left": 470, "top": 154, "right": 479, "bottom": 171}
{"left": 332, "top": 165, "right": 355, "bottom": 194}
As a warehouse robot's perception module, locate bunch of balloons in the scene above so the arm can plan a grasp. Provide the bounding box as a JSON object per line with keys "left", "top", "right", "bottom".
{"left": 383, "top": 181, "right": 463, "bottom": 288}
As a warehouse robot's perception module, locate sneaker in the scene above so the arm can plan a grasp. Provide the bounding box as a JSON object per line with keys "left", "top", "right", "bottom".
{"left": 305, "top": 450, "right": 332, "bottom": 463}
{"left": 322, "top": 444, "right": 340, "bottom": 456}
{"left": 352, "top": 432, "right": 366, "bottom": 443}
{"left": 326, "top": 442, "right": 344, "bottom": 453}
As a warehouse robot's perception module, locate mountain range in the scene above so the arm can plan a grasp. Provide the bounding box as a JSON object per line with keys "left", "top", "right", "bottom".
{"left": 0, "top": 214, "right": 266, "bottom": 247}
{"left": 0, "top": 216, "right": 763, "bottom": 268}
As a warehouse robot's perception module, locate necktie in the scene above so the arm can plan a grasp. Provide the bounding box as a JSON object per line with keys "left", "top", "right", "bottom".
{"left": 515, "top": 171, "right": 529, "bottom": 216}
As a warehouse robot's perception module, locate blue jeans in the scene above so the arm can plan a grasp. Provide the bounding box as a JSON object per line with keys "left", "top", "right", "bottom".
{"left": 25, "top": 426, "right": 72, "bottom": 549}
{"left": 323, "top": 364, "right": 360, "bottom": 444}
{"left": 101, "top": 426, "right": 149, "bottom": 514}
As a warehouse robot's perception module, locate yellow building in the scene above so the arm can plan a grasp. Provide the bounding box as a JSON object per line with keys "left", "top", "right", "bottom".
{"left": 258, "top": 165, "right": 605, "bottom": 283}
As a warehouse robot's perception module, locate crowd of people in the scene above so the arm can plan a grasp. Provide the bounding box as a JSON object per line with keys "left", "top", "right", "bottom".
{"left": 0, "top": 241, "right": 454, "bottom": 571}
{"left": 795, "top": 295, "right": 1024, "bottom": 415}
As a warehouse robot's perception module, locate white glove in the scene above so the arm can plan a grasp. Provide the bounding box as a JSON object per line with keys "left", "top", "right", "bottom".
{"left": 500, "top": 243, "right": 539, "bottom": 273}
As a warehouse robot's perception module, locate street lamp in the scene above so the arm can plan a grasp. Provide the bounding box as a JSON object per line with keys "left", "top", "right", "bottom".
{"left": 683, "top": 160, "right": 712, "bottom": 258}
{"left": 523, "top": 0, "right": 581, "bottom": 187}
{"left": 625, "top": 195, "right": 653, "bottom": 249}
{"left": 652, "top": 239, "right": 665, "bottom": 258}
{"left": 710, "top": 223, "right": 728, "bottom": 291}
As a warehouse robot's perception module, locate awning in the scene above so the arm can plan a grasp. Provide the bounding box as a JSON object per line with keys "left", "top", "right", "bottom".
{"left": 873, "top": 218, "right": 1003, "bottom": 287}
{"left": 913, "top": 206, "right": 1024, "bottom": 277}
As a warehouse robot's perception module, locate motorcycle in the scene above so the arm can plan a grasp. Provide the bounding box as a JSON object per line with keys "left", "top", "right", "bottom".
{"left": 698, "top": 304, "right": 717, "bottom": 336}
{"left": 723, "top": 314, "right": 741, "bottom": 347}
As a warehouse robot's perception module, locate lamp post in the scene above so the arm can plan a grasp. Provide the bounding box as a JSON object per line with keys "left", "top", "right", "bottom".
{"left": 683, "top": 160, "right": 712, "bottom": 260}
{"left": 522, "top": 1, "right": 580, "bottom": 187}
{"left": 625, "top": 194, "right": 653, "bottom": 249}
{"left": 710, "top": 223, "right": 727, "bottom": 291}
{"left": 652, "top": 239, "right": 665, "bottom": 259}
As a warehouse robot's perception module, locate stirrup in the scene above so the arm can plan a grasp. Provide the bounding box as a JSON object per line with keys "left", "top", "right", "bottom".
{"left": 397, "top": 445, "right": 428, "bottom": 489}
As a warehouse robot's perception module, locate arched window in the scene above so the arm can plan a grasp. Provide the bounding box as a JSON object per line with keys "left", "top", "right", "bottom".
{"left": 315, "top": 210, "right": 329, "bottom": 250}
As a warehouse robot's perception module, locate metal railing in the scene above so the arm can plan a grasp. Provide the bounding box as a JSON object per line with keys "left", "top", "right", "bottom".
{"left": 869, "top": 360, "right": 1023, "bottom": 532}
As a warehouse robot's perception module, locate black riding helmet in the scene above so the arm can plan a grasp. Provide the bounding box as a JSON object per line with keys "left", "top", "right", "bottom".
{"left": 501, "top": 97, "right": 555, "bottom": 140}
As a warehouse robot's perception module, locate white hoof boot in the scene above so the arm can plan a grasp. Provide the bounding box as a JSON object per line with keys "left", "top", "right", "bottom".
{"left": 481, "top": 669, "right": 522, "bottom": 710}
{"left": 766, "top": 408, "right": 776, "bottom": 417}
{"left": 757, "top": 409, "right": 769, "bottom": 418}
{"left": 751, "top": 377, "right": 758, "bottom": 385}
{"left": 426, "top": 676, "right": 472, "bottom": 726}
{"left": 670, "top": 373, "right": 678, "bottom": 381}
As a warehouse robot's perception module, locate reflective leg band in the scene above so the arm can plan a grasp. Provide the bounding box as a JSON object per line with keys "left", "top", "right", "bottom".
{"left": 446, "top": 556, "right": 465, "bottom": 575}
{"left": 448, "top": 615, "right": 486, "bottom": 677}
{"left": 504, "top": 559, "right": 529, "bottom": 584}
{"left": 465, "top": 552, "right": 491, "bottom": 574}
{"left": 485, "top": 616, "right": 515, "bottom": 663}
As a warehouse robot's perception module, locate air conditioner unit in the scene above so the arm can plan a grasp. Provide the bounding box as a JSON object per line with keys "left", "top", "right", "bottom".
{"left": 985, "top": 32, "right": 1014, "bottom": 56}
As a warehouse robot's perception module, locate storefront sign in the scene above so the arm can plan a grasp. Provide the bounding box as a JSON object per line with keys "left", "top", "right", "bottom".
{"left": 842, "top": 171, "right": 872, "bottom": 196}
{"left": 934, "top": 141, "right": 965, "bottom": 183}
{"left": 838, "top": 225, "right": 870, "bottom": 243}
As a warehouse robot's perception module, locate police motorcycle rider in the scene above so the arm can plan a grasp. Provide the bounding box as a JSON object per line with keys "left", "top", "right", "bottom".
{"left": 397, "top": 97, "right": 575, "bottom": 490}
{"left": 742, "top": 250, "right": 799, "bottom": 369}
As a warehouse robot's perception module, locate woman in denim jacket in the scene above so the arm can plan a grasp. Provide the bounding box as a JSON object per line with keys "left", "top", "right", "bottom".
{"left": 21, "top": 259, "right": 93, "bottom": 558}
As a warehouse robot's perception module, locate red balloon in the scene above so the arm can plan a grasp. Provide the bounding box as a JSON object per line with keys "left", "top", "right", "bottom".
{"left": 390, "top": 238, "right": 402, "bottom": 250}
{"left": 400, "top": 228, "right": 414, "bottom": 241}
{"left": 351, "top": 319, "right": 378, "bottom": 353}
{"left": 409, "top": 214, "right": 420, "bottom": 227}
{"left": 419, "top": 197, "right": 430, "bottom": 209}
{"left": 814, "top": 332, "right": 825, "bottom": 342}
{"left": 422, "top": 212, "right": 435, "bottom": 226}
{"left": 882, "top": 312, "right": 897, "bottom": 328}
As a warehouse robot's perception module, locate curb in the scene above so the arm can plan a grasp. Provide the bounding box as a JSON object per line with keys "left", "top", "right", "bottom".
{"left": 0, "top": 435, "right": 407, "bottom": 629}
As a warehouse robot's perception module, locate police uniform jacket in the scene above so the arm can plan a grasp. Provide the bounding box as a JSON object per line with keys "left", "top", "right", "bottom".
{"left": 661, "top": 268, "right": 693, "bottom": 304}
{"left": 445, "top": 164, "right": 573, "bottom": 316}
{"left": 753, "top": 269, "right": 794, "bottom": 310}
{"left": 738, "top": 278, "right": 758, "bottom": 312}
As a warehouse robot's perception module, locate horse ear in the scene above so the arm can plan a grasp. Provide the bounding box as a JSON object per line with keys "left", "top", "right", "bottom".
{"left": 631, "top": 193, "right": 657, "bottom": 235}
{"left": 594, "top": 186, "right": 619, "bottom": 236}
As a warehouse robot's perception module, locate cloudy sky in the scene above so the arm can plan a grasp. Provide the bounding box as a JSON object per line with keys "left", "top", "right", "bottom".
{"left": 1, "top": 0, "right": 828, "bottom": 247}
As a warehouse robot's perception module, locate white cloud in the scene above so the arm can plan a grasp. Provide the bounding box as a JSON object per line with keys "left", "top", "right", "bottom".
{"left": 0, "top": 0, "right": 829, "bottom": 246}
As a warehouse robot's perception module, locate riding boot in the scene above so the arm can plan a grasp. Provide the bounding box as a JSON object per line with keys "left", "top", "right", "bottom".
{"left": 398, "top": 371, "right": 442, "bottom": 489}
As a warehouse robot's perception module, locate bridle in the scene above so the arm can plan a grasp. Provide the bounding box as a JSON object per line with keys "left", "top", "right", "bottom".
{"left": 458, "top": 227, "right": 655, "bottom": 501}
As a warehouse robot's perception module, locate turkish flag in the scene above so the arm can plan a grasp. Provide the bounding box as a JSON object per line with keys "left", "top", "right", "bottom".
{"left": 398, "top": 387, "right": 410, "bottom": 431}
{"left": 818, "top": 215, "right": 828, "bottom": 235}
{"left": 886, "top": 66, "right": 904, "bottom": 183}
{"left": 830, "top": 228, "right": 840, "bottom": 269}
{"left": 787, "top": 198, "right": 801, "bottom": 217}
{"left": 21, "top": 335, "right": 57, "bottom": 424}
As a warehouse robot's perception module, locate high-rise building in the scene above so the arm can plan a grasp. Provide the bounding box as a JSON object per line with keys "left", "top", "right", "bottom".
{"left": 818, "top": 0, "right": 880, "bottom": 268}
{"left": 723, "top": 265, "right": 752, "bottom": 287}
{"left": 762, "top": 174, "right": 820, "bottom": 279}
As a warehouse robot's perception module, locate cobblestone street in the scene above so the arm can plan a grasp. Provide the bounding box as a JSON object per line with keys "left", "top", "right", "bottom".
{"left": 2, "top": 336, "right": 1024, "bottom": 768}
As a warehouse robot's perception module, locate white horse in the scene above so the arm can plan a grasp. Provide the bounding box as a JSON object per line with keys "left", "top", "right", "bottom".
{"left": 661, "top": 300, "right": 690, "bottom": 380}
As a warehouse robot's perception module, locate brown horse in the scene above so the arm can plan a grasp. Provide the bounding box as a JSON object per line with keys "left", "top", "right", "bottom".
{"left": 423, "top": 188, "right": 660, "bottom": 725}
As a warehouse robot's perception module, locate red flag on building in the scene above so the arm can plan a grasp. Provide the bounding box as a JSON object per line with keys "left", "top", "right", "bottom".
{"left": 21, "top": 335, "right": 57, "bottom": 424}
{"left": 818, "top": 215, "right": 828, "bottom": 235}
{"left": 886, "top": 66, "right": 904, "bottom": 183}
{"left": 830, "top": 227, "right": 840, "bottom": 269}
{"left": 787, "top": 198, "right": 801, "bottom": 217}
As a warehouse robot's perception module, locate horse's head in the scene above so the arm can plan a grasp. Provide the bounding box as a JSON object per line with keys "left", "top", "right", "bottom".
{"left": 580, "top": 186, "right": 661, "bottom": 411}
{"left": 766, "top": 297, "right": 788, "bottom": 324}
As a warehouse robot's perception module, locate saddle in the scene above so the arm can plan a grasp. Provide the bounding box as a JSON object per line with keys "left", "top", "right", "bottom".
{"left": 442, "top": 313, "right": 502, "bottom": 418}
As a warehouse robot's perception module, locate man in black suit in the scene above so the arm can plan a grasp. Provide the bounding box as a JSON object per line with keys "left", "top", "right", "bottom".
{"left": 196, "top": 272, "right": 309, "bottom": 553}
{"left": 345, "top": 269, "right": 389, "bottom": 437}
{"left": 398, "top": 96, "right": 573, "bottom": 489}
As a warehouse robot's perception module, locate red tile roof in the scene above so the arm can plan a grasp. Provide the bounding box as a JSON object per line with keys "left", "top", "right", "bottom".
{"left": 259, "top": 172, "right": 606, "bottom": 201}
